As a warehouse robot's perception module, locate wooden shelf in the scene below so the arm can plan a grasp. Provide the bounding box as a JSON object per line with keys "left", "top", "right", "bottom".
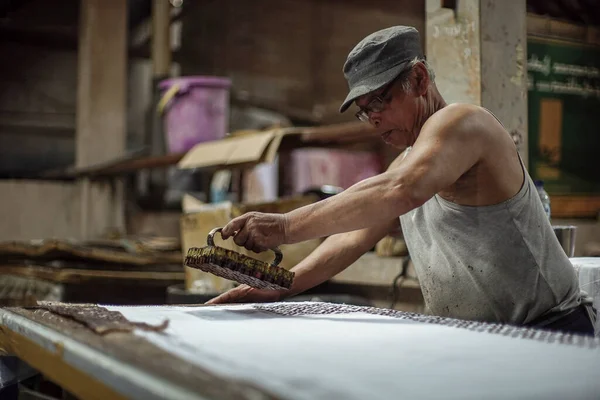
{"left": 41, "top": 150, "right": 186, "bottom": 180}
{"left": 40, "top": 121, "right": 384, "bottom": 180}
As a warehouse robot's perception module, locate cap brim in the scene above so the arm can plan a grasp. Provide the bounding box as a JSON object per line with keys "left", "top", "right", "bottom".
{"left": 339, "top": 61, "right": 410, "bottom": 113}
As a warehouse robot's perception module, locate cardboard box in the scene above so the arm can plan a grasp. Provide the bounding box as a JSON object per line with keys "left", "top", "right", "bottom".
{"left": 176, "top": 122, "right": 381, "bottom": 171}
{"left": 180, "top": 194, "right": 322, "bottom": 292}
{"left": 288, "top": 148, "right": 382, "bottom": 194}
{"left": 177, "top": 129, "right": 293, "bottom": 171}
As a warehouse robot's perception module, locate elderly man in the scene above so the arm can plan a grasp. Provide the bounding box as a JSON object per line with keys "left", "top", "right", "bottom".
{"left": 207, "top": 26, "right": 596, "bottom": 336}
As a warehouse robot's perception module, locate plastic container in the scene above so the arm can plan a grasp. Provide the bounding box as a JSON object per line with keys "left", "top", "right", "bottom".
{"left": 158, "top": 76, "right": 231, "bottom": 153}
{"left": 534, "top": 180, "right": 551, "bottom": 220}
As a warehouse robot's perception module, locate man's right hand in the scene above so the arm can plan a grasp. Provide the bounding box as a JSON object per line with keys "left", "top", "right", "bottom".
{"left": 205, "top": 284, "right": 285, "bottom": 305}
{"left": 206, "top": 214, "right": 400, "bottom": 306}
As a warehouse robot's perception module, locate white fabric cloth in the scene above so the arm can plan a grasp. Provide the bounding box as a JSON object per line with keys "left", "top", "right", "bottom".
{"left": 107, "top": 303, "right": 600, "bottom": 400}
{"left": 572, "top": 257, "right": 600, "bottom": 336}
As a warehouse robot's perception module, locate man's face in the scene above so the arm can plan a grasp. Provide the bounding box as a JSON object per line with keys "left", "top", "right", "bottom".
{"left": 354, "top": 68, "right": 424, "bottom": 149}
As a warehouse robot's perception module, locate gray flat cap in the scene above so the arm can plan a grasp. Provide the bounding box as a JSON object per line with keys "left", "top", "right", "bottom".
{"left": 340, "top": 26, "right": 424, "bottom": 113}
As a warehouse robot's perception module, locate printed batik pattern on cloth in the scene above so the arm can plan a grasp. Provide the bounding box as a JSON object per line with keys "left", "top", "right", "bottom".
{"left": 254, "top": 302, "right": 600, "bottom": 349}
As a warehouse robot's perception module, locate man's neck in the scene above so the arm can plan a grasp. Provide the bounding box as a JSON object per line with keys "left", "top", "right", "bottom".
{"left": 410, "top": 85, "right": 447, "bottom": 144}
{"left": 428, "top": 84, "right": 447, "bottom": 115}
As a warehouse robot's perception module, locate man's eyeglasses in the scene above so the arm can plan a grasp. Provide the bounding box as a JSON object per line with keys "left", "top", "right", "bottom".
{"left": 355, "top": 79, "right": 396, "bottom": 123}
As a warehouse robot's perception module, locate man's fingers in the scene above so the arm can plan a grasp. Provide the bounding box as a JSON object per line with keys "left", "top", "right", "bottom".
{"left": 233, "top": 227, "right": 249, "bottom": 247}
{"left": 250, "top": 243, "right": 266, "bottom": 253}
{"left": 205, "top": 291, "right": 232, "bottom": 305}
{"left": 222, "top": 216, "right": 247, "bottom": 239}
{"left": 245, "top": 236, "right": 256, "bottom": 252}
{"left": 255, "top": 245, "right": 267, "bottom": 253}
{"left": 206, "top": 285, "right": 255, "bottom": 305}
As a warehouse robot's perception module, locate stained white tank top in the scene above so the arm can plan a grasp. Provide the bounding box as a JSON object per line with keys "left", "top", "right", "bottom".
{"left": 399, "top": 127, "right": 588, "bottom": 325}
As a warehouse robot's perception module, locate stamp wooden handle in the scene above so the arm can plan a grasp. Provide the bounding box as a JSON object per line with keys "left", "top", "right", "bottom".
{"left": 207, "top": 227, "right": 283, "bottom": 267}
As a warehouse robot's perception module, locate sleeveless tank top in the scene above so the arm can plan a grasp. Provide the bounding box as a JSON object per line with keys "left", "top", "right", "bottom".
{"left": 399, "top": 112, "right": 588, "bottom": 325}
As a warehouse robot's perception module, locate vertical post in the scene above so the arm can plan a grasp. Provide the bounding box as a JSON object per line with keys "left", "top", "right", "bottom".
{"left": 144, "top": 0, "right": 172, "bottom": 200}
{"left": 480, "top": 0, "right": 528, "bottom": 167}
{"left": 76, "top": 0, "right": 127, "bottom": 238}
{"left": 153, "top": 0, "right": 172, "bottom": 78}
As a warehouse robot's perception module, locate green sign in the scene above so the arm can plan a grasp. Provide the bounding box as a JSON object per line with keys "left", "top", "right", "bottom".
{"left": 527, "top": 36, "right": 600, "bottom": 196}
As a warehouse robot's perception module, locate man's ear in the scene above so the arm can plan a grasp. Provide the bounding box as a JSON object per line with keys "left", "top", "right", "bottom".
{"left": 414, "top": 62, "right": 430, "bottom": 96}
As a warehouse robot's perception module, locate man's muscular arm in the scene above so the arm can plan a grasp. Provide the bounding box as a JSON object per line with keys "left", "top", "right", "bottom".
{"left": 283, "top": 104, "right": 488, "bottom": 244}
{"left": 206, "top": 155, "right": 408, "bottom": 305}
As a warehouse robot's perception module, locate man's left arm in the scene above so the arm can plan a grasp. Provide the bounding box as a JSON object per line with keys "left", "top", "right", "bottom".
{"left": 221, "top": 105, "right": 489, "bottom": 250}
{"left": 283, "top": 105, "right": 488, "bottom": 244}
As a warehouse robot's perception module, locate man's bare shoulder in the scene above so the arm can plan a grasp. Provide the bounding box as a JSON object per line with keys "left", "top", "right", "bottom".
{"left": 422, "top": 103, "right": 505, "bottom": 149}
{"left": 428, "top": 103, "right": 498, "bottom": 132}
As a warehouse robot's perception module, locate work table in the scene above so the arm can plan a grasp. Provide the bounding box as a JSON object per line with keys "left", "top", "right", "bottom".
{"left": 1, "top": 301, "right": 599, "bottom": 400}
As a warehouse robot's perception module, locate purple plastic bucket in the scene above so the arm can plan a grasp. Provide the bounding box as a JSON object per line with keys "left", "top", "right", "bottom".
{"left": 158, "top": 76, "right": 231, "bottom": 153}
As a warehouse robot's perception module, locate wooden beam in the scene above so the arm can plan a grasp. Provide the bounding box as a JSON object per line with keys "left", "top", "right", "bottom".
{"left": 76, "top": 0, "right": 127, "bottom": 168}
{"left": 152, "top": 0, "right": 172, "bottom": 78}
{"left": 480, "top": 0, "right": 529, "bottom": 167}
{"left": 42, "top": 151, "right": 184, "bottom": 180}
{"left": 76, "top": 0, "right": 128, "bottom": 239}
